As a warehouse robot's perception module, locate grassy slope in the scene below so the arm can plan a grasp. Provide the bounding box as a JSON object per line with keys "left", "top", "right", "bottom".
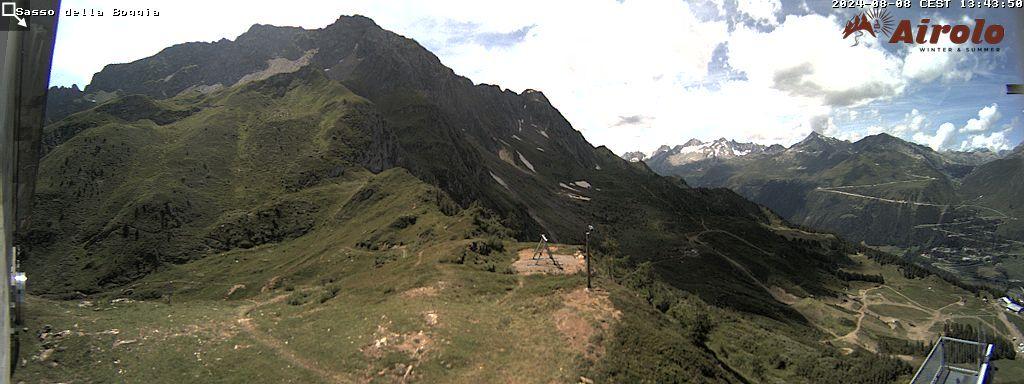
{"left": 14, "top": 165, "right": 733, "bottom": 382}
{"left": 17, "top": 164, "right": 579, "bottom": 383}
{"left": 16, "top": 158, "right": 927, "bottom": 383}
{"left": 23, "top": 60, "right": 1021, "bottom": 383}
{"left": 22, "top": 74, "right": 758, "bottom": 382}
{"left": 960, "top": 152, "right": 1024, "bottom": 238}
{"left": 20, "top": 165, "right": 1022, "bottom": 383}
{"left": 24, "top": 68, "right": 385, "bottom": 294}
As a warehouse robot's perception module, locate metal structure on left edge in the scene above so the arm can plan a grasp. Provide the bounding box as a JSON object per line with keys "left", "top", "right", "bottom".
{"left": 0, "top": 0, "right": 61, "bottom": 381}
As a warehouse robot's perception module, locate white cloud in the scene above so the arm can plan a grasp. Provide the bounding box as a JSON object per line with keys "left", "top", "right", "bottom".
{"left": 892, "top": 108, "right": 926, "bottom": 135}
{"left": 901, "top": 49, "right": 955, "bottom": 83}
{"left": 727, "top": 14, "right": 905, "bottom": 108}
{"left": 959, "top": 128, "right": 1014, "bottom": 151}
{"left": 874, "top": 105, "right": 1015, "bottom": 151}
{"left": 912, "top": 122, "right": 957, "bottom": 151}
{"left": 905, "top": 52, "right": 974, "bottom": 82}
{"left": 960, "top": 103, "right": 1001, "bottom": 133}
{"left": 430, "top": 0, "right": 732, "bottom": 154}
{"left": 736, "top": 0, "right": 782, "bottom": 25}
{"left": 959, "top": 116, "right": 1020, "bottom": 151}
{"left": 870, "top": 105, "right": 1010, "bottom": 151}
{"left": 899, "top": 24, "right": 989, "bottom": 83}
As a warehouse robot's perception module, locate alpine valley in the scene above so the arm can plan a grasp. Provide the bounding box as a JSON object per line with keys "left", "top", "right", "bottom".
{"left": 630, "top": 133, "right": 1024, "bottom": 288}
{"left": 19, "top": 15, "right": 1024, "bottom": 384}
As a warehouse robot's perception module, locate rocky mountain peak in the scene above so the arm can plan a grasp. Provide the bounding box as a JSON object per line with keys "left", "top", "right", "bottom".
{"left": 796, "top": 131, "right": 825, "bottom": 144}
{"left": 521, "top": 89, "right": 550, "bottom": 104}
{"left": 631, "top": 137, "right": 776, "bottom": 167}
{"left": 682, "top": 138, "right": 703, "bottom": 147}
{"left": 791, "top": 131, "right": 847, "bottom": 153}
{"left": 622, "top": 151, "right": 647, "bottom": 162}
{"left": 855, "top": 132, "right": 911, "bottom": 148}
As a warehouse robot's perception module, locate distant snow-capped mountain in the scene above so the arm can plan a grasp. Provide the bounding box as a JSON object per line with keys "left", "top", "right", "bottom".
{"left": 626, "top": 131, "right": 1024, "bottom": 249}
{"left": 627, "top": 138, "right": 783, "bottom": 166}
{"left": 622, "top": 151, "right": 648, "bottom": 163}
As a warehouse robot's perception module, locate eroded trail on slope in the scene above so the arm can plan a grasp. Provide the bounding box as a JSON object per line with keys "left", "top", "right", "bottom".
{"left": 236, "top": 295, "right": 351, "bottom": 384}
{"left": 687, "top": 228, "right": 793, "bottom": 305}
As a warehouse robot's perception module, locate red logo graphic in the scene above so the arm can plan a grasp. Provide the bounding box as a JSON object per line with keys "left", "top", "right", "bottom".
{"left": 842, "top": 9, "right": 1002, "bottom": 45}
{"left": 843, "top": 13, "right": 875, "bottom": 39}
{"left": 842, "top": 9, "right": 894, "bottom": 46}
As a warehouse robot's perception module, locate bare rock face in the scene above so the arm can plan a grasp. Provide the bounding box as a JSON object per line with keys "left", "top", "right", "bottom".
{"left": 341, "top": 104, "right": 401, "bottom": 174}
{"left": 44, "top": 84, "right": 91, "bottom": 124}
{"left": 86, "top": 24, "right": 312, "bottom": 98}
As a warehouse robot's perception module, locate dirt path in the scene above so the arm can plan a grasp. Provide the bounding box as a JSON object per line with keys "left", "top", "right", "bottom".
{"left": 995, "top": 304, "right": 1024, "bottom": 345}
{"left": 831, "top": 283, "right": 1005, "bottom": 351}
{"left": 834, "top": 287, "right": 883, "bottom": 350}
{"left": 236, "top": 295, "right": 350, "bottom": 383}
{"left": 879, "top": 285, "right": 935, "bottom": 311}
{"left": 687, "top": 231, "right": 791, "bottom": 304}
{"left": 693, "top": 229, "right": 774, "bottom": 257}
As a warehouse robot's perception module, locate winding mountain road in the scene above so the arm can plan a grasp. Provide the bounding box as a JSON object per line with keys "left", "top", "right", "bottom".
{"left": 813, "top": 180, "right": 1013, "bottom": 219}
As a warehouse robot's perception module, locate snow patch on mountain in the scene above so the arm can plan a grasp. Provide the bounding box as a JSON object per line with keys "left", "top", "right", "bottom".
{"left": 490, "top": 171, "right": 509, "bottom": 190}
{"left": 517, "top": 151, "right": 536, "bottom": 173}
{"left": 626, "top": 138, "right": 783, "bottom": 166}
{"left": 572, "top": 180, "right": 591, "bottom": 189}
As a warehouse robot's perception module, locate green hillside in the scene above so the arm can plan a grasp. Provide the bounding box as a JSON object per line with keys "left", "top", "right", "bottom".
{"left": 960, "top": 145, "right": 1024, "bottom": 239}
{"left": 16, "top": 15, "right": 1023, "bottom": 383}
{"left": 651, "top": 133, "right": 1024, "bottom": 286}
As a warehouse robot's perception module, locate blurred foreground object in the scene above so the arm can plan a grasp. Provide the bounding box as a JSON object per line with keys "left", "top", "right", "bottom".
{"left": 0, "top": 0, "right": 60, "bottom": 381}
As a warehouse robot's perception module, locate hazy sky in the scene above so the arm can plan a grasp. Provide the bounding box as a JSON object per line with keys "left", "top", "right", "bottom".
{"left": 48, "top": 0, "right": 1024, "bottom": 154}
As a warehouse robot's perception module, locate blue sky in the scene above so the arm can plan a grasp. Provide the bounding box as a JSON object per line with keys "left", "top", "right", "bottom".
{"left": 48, "top": 0, "right": 1024, "bottom": 154}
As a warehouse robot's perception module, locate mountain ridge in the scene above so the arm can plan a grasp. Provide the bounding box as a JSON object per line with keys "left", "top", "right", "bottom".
{"left": 33, "top": 15, "right": 840, "bottom": 320}
{"left": 639, "top": 137, "right": 784, "bottom": 169}
{"left": 630, "top": 131, "right": 1024, "bottom": 285}
{"left": 628, "top": 132, "right": 1014, "bottom": 170}
{"left": 24, "top": 15, "right": 989, "bottom": 382}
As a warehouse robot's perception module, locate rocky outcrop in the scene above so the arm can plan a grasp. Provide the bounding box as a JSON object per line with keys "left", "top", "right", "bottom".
{"left": 44, "top": 85, "right": 92, "bottom": 124}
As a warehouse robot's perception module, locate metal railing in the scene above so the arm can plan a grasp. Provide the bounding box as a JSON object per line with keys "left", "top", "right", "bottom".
{"left": 910, "top": 336, "right": 993, "bottom": 384}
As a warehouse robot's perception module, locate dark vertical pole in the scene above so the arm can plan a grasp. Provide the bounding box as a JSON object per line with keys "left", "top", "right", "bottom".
{"left": 585, "top": 225, "right": 592, "bottom": 290}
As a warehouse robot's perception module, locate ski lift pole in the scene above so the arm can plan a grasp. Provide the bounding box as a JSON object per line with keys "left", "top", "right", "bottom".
{"left": 585, "top": 225, "right": 593, "bottom": 290}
